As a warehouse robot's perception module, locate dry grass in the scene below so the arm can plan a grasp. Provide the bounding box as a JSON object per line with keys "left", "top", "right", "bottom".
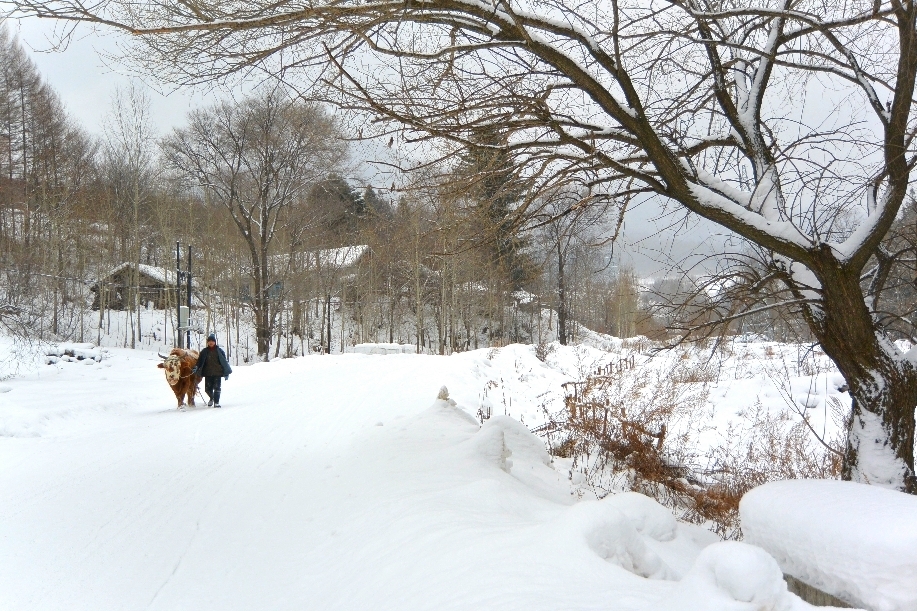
{"left": 621, "top": 336, "right": 656, "bottom": 354}
{"left": 543, "top": 355, "right": 842, "bottom": 539}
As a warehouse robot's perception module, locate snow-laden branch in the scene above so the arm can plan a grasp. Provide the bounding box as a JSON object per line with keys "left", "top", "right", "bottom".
{"left": 685, "top": 181, "right": 811, "bottom": 254}
{"left": 831, "top": 183, "right": 891, "bottom": 264}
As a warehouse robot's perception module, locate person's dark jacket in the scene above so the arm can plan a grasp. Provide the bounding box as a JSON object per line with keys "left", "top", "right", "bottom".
{"left": 195, "top": 346, "right": 232, "bottom": 378}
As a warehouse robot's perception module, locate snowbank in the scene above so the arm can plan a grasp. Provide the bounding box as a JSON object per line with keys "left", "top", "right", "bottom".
{"left": 349, "top": 342, "right": 417, "bottom": 355}
{"left": 740, "top": 479, "right": 917, "bottom": 611}
{"left": 0, "top": 341, "right": 882, "bottom": 610}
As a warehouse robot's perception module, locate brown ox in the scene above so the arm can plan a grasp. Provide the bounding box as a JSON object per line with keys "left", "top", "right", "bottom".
{"left": 157, "top": 348, "right": 202, "bottom": 408}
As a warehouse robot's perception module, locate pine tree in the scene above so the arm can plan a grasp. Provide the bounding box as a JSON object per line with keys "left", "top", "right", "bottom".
{"left": 455, "top": 130, "right": 535, "bottom": 290}
{"left": 309, "top": 174, "right": 365, "bottom": 244}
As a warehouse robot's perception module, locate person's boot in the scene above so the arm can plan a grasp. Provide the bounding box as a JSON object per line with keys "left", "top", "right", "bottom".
{"left": 207, "top": 398, "right": 214, "bottom": 407}
{"left": 214, "top": 391, "right": 221, "bottom": 408}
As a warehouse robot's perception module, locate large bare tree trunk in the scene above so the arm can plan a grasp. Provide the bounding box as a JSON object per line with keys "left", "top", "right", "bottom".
{"left": 801, "top": 255, "right": 917, "bottom": 492}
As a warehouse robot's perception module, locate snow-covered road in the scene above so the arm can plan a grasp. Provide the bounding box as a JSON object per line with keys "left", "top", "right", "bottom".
{"left": 0, "top": 347, "right": 827, "bottom": 610}
{"left": 1, "top": 351, "right": 623, "bottom": 609}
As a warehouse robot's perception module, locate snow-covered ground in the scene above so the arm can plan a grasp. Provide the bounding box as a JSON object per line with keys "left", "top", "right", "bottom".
{"left": 0, "top": 342, "right": 847, "bottom": 610}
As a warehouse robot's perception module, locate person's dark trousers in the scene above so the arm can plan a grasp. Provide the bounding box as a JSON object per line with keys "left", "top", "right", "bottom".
{"left": 205, "top": 376, "right": 222, "bottom": 404}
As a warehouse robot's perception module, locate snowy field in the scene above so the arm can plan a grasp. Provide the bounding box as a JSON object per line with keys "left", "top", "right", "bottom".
{"left": 0, "top": 340, "right": 859, "bottom": 610}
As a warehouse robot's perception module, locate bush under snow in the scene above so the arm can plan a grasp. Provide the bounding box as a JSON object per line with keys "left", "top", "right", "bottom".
{"left": 44, "top": 342, "right": 108, "bottom": 364}
{"left": 655, "top": 541, "right": 846, "bottom": 611}
{"left": 740, "top": 479, "right": 917, "bottom": 611}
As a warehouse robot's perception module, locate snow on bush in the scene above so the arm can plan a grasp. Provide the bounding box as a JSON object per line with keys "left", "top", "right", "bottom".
{"left": 740, "top": 479, "right": 917, "bottom": 611}
{"left": 44, "top": 342, "right": 108, "bottom": 364}
{"left": 537, "top": 339, "right": 845, "bottom": 537}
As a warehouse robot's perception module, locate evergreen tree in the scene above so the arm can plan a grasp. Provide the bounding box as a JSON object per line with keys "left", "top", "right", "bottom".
{"left": 308, "top": 174, "right": 365, "bottom": 244}
{"left": 455, "top": 130, "right": 535, "bottom": 289}
{"left": 363, "top": 185, "right": 392, "bottom": 219}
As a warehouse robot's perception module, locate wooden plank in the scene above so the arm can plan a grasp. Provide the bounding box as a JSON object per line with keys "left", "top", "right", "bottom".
{"left": 784, "top": 575, "right": 852, "bottom": 608}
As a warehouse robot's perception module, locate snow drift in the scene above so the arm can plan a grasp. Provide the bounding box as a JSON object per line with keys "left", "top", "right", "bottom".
{"left": 741, "top": 479, "right": 917, "bottom": 611}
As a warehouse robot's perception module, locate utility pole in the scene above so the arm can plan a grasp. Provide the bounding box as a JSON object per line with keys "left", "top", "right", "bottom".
{"left": 176, "top": 242, "right": 193, "bottom": 349}
{"left": 176, "top": 241, "right": 182, "bottom": 348}
{"left": 186, "top": 245, "right": 193, "bottom": 349}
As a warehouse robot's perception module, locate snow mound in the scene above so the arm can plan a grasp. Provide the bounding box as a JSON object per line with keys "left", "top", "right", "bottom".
{"left": 655, "top": 542, "right": 842, "bottom": 611}
{"left": 603, "top": 491, "right": 677, "bottom": 542}
{"left": 428, "top": 387, "right": 479, "bottom": 426}
{"left": 556, "top": 498, "right": 675, "bottom": 580}
{"left": 741, "top": 479, "right": 917, "bottom": 611}
{"left": 469, "top": 421, "right": 513, "bottom": 472}
{"left": 550, "top": 493, "right": 722, "bottom": 583}
{"left": 464, "top": 415, "right": 573, "bottom": 502}
{"left": 480, "top": 415, "right": 552, "bottom": 467}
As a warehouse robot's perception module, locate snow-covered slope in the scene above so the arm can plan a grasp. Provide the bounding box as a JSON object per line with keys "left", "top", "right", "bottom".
{"left": 0, "top": 347, "right": 830, "bottom": 610}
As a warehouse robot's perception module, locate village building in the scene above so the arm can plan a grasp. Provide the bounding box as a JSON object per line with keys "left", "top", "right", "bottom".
{"left": 89, "top": 263, "right": 183, "bottom": 310}
{"left": 235, "top": 245, "right": 371, "bottom": 302}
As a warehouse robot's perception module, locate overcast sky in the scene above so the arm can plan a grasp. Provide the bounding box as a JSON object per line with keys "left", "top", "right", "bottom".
{"left": 12, "top": 18, "right": 221, "bottom": 135}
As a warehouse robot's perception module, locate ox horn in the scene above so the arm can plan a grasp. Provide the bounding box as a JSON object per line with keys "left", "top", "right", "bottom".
{"left": 157, "top": 349, "right": 171, "bottom": 360}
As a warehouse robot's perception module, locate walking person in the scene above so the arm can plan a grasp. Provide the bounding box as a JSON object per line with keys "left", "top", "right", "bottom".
{"left": 194, "top": 333, "right": 232, "bottom": 408}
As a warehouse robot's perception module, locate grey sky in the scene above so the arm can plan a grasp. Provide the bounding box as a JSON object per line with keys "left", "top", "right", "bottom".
{"left": 12, "top": 18, "right": 217, "bottom": 135}
{"left": 12, "top": 18, "right": 402, "bottom": 187}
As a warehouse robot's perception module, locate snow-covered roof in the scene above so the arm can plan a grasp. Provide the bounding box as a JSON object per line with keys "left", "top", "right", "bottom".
{"left": 273, "top": 245, "right": 369, "bottom": 271}
{"left": 94, "top": 263, "right": 197, "bottom": 287}
{"left": 95, "top": 263, "right": 172, "bottom": 285}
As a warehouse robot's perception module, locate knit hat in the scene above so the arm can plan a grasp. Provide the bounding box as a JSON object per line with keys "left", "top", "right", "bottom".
{"left": 207, "top": 333, "right": 217, "bottom": 343}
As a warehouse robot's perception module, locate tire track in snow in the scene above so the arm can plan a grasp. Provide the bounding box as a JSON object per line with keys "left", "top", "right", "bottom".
{"left": 147, "top": 519, "right": 201, "bottom": 608}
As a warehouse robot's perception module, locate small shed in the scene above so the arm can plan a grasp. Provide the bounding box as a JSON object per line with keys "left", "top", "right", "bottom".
{"left": 90, "top": 263, "right": 180, "bottom": 310}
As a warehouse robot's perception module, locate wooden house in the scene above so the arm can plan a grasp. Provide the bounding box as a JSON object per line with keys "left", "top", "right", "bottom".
{"left": 90, "top": 263, "right": 183, "bottom": 310}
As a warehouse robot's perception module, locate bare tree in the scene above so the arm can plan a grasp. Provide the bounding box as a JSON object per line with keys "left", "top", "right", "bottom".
{"left": 535, "top": 188, "right": 610, "bottom": 345}
{"left": 101, "top": 83, "right": 157, "bottom": 348}
{"left": 10, "top": 0, "right": 917, "bottom": 491}
{"left": 0, "top": 21, "right": 95, "bottom": 342}
{"left": 162, "top": 87, "right": 347, "bottom": 357}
